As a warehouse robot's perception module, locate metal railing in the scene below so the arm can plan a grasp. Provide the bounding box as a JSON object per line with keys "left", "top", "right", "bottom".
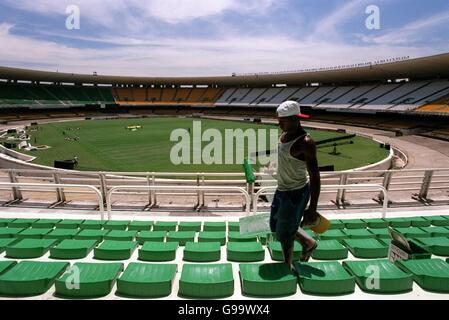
{"left": 106, "top": 185, "right": 251, "bottom": 219}
{"left": 0, "top": 167, "right": 448, "bottom": 213}
{"left": 0, "top": 182, "right": 105, "bottom": 220}
{"left": 254, "top": 184, "right": 389, "bottom": 218}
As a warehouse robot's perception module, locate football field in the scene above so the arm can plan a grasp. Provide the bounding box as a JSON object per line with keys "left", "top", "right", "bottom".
{"left": 18, "top": 117, "right": 389, "bottom": 173}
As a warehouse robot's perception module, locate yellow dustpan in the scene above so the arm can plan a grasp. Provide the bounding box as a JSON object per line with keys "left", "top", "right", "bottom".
{"left": 309, "top": 213, "right": 331, "bottom": 234}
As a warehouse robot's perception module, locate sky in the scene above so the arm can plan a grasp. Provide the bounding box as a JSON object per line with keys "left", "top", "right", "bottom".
{"left": 0, "top": 0, "right": 448, "bottom": 77}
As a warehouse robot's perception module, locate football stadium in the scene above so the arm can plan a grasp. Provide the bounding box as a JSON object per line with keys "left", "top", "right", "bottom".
{"left": 0, "top": 0, "right": 449, "bottom": 306}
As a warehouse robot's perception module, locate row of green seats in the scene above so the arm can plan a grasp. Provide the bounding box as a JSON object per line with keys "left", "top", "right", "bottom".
{"left": 1, "top": 258, "right": 449, "bottom": 298}
{"left": 0, "top": 218, "right": 242, "bottom": 232}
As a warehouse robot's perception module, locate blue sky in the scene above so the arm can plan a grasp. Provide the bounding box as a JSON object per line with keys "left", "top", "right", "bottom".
{"left": 0, "top": 0, "right": 448, "bottom": 76}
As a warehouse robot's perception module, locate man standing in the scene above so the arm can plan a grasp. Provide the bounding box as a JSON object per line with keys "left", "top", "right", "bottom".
{"left": 270, "top": 101, "right": 321, "bottom": 270}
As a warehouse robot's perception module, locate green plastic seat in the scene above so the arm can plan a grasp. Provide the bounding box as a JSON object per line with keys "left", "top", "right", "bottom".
{"left": 8, "top": 219, "right": 38, "bottom": 228}
{"left": 268, "top": 241, "right": 302, "bottom": 261}
{"left": 228, "top": 222, "right": 240, "bottom": 232}
{"left": 415, "top": 238, "right": 449, "bottom": 256}
{"left": 16, "top": 228, "right": 53, "bottom": 240}
{"left": 56, "top": 219, "right": 85, "bottom": 229}
{"left": 32, "top": 219, "right": 61, "bottom": 229}
{"left": 137, "top": 231, "right": 166, "bottom": 244}
{"left": 74, "top": 229, "right": 110, "bottom": 241}
{"left": 104, "top": 230, "right": 138, "bottom": 241}
{"left": 396, "top": 259, "right": 449, "bottom": 293}
{"left": 296, "top": 261, "right": 355, "bottom": 295}
{"left": 0, "top": 218, "right": 15, "bottom": 228}
{"left": 343, "top": 229, "right": 377, "bottom": 239}
{"left": 117, "top": 263, "right": 177, "bottom": 298}
{"left": 1, "top": 237, "right": 19, "bottom": 253}
{"left": 6, "top": 239, "right": 58, "bottom": 259}
{"left": 368, "top": 228, "right": 391, "bottom": 239}
{"left": 240, "top": 263, "right": 297, "bottom": 297}
{"left": 184, "top": 242, "right": 221, "bottom": 262}
{"left": 328, "top": 220, "right": 345, "bottom": 230}
{"left": 153, "top": 221, "right": 178, "bottom": 232}
{"left": 179, "top": 263, "right": 234, "bottom": 298}
{"left": 257, "top": 232, "right": 271, "bottom": 245}
{"left": 198, "top": 231, "right": 227, "bottom": 246}
{"left": 362, "top": 218, "right": 389, "bottom": 229}
{"left": 166, "top": 231, "right": 196, "bottom": 246}
{"left": 408, "top": 217, "right": 432, "bottom": 227}
{"left": 55, "top": 263, "right": 124, "bottom": 298}
{"left": 203, "top": 222, "right": 226, "bottom": 232}
{"left": 127, "top": 221, "right": 153, "bottom": 231}
{"left": 343, "top": 259, "right": 413, "bottom": 293}
{"left": 420, "top": 227, "right": 449, "bottom": 237}
{"left": 423, "top": 216, "right": 449, "bottom": 227}
{"left": 227, "top": 242, "right": 265, "bottom": 262}
{"left": 138, "top": 242, "right": 178, "bottom": 262}
{"left": 228, "top": 232, "right": 258, "bottom": 242}
{"left": 312, "top": 240, "right": 348, "bottom": 260}
{"left": 80, "top": 220, "right": 105, "bottom": 230}
{"left": 340, "top": 219, "right": 367, "bottom": 229}
{"left": 343, "top": 239, "right": 389, "bottom": 259}
{"left": 384, "top": 218, "right": 411, "bottom": 228}
{"left": 0, "top": 228, "right": 25, "bottom": 239}
{"left": 178, "top": 221, "right": 202, "bottom": 232}
{"left": 319, "top": 229, "right": 347, "bottom": 241}
{"left": 104, "top": 220, "right": 130, "bottom": 230}
{"left": 50, "top": 239, "right": 98, "bottom": 259}
{"left": 0, "top": 261, "right": 17, "bottom": 276}
{"left": 44, "top": 229, "right": 80, "bottom": 241}
{"left": 94, "top": 240, "right": 138, "bottom": 260}
{"left": 394, "top": 227, "right": 431, "bottom": 239}
{"left": 0, "top": 261, "right": 69, "bottom": 297}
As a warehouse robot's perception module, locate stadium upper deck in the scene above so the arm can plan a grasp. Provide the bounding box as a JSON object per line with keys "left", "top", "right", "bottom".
{"left": 1, "top": 52, "right": 449, "bottom": 115}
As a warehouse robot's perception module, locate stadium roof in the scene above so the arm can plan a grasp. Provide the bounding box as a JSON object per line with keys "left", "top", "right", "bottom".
{"left": 1, "top": 52, "right": 449, "bottom": 87}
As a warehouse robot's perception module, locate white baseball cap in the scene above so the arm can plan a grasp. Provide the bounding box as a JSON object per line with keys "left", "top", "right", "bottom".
{"left": 277, "top": 101, "right": 310, "bottom": 119}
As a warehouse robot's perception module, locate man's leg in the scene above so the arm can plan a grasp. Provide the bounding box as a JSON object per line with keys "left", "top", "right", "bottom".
{"left": 295, "top": 229, "right": 316, "bottom": 250}
{"left": 281, "top": 241, "right": 294, "bottom": 270}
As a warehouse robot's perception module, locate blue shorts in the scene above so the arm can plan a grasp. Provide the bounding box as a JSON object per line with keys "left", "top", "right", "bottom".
{"left": 270, "top": 184, "right": 311, "bottom": 247}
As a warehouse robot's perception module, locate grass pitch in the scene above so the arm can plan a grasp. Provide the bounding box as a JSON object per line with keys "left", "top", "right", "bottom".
{"left": 17, "top": 117, "right": 389, "bottom": 173}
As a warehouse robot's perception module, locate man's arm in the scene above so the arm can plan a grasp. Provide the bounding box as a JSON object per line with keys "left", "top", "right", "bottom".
{"left": 304, "top": 138, "right": 321, "bottom": 215}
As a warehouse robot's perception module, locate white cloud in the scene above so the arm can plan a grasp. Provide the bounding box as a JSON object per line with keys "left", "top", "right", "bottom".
{"left": 0, "top": 23, "right": 14, "bottom": 35}
{"left": 310, "top": 0, "right": 372, "bottom": 39}
{"left": 0, "top": 22, "right": 441, "bottom": 77}
{"left": 362, "top": 11, "right": 449, "bottom": 45}
{"left": 4, "top": 0, "right": 276, "bottom": 26}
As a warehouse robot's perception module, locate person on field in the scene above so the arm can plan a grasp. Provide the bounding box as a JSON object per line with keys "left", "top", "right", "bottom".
{"left": 270, "top": 101, "right": 321, "bottom": 270}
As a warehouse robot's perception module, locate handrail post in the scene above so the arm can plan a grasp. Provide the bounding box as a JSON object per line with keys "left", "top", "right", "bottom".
{"left": 334, "top": 173, "right": 347, "bottom": 207}
{"left": 53, "top": 172, "right": 66, "bottom": 203}
{"left": 418, "top": 170, "right": 434, "bottom": 202}
{"left": 340, "top": 173, "right": 349, "bottom": 205}
{"left": 146, "top": 173, "right": 152, "bottom": 207}
{"left": 152, "top": 173, "right": 157, "bottom": 206}
{"left": 8, "top": 170, "right": 22, "bottom": 201}
{"left": 201, "top": 174, "right": 205, "bottom": 207}
{"left": 98, "top": 172, "right": 108, "bottom": 207}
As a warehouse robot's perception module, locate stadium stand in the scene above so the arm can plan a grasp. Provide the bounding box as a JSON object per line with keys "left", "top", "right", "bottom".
{"left": 0, "top": 82, "right": 114, "bottom": 106}
{"left": 0, "top": 216, "right": 449, "bottom": 298}
{"left": 417, "top": 95, "right": 449, "bottom": 113}
{"left": 210, "top": 80, "right": 449, "bottom": 113}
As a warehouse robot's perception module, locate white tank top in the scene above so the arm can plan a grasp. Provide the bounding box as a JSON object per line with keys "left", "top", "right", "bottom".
{"left": 276, "top": 134, "right": 310, "bottom": 191}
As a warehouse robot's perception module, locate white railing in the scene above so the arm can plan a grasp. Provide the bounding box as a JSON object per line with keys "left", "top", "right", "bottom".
{"left": 0, "top": 182, "right": 105, "bottom": 220}
{"left": 254, "top": 184, "right": 389, "bottom": 218}
{"left": 0, "top": 168, "right": 448, "bottom": 213}
{"left": 106, "top": 185, "right": 251, "bottom": 219}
